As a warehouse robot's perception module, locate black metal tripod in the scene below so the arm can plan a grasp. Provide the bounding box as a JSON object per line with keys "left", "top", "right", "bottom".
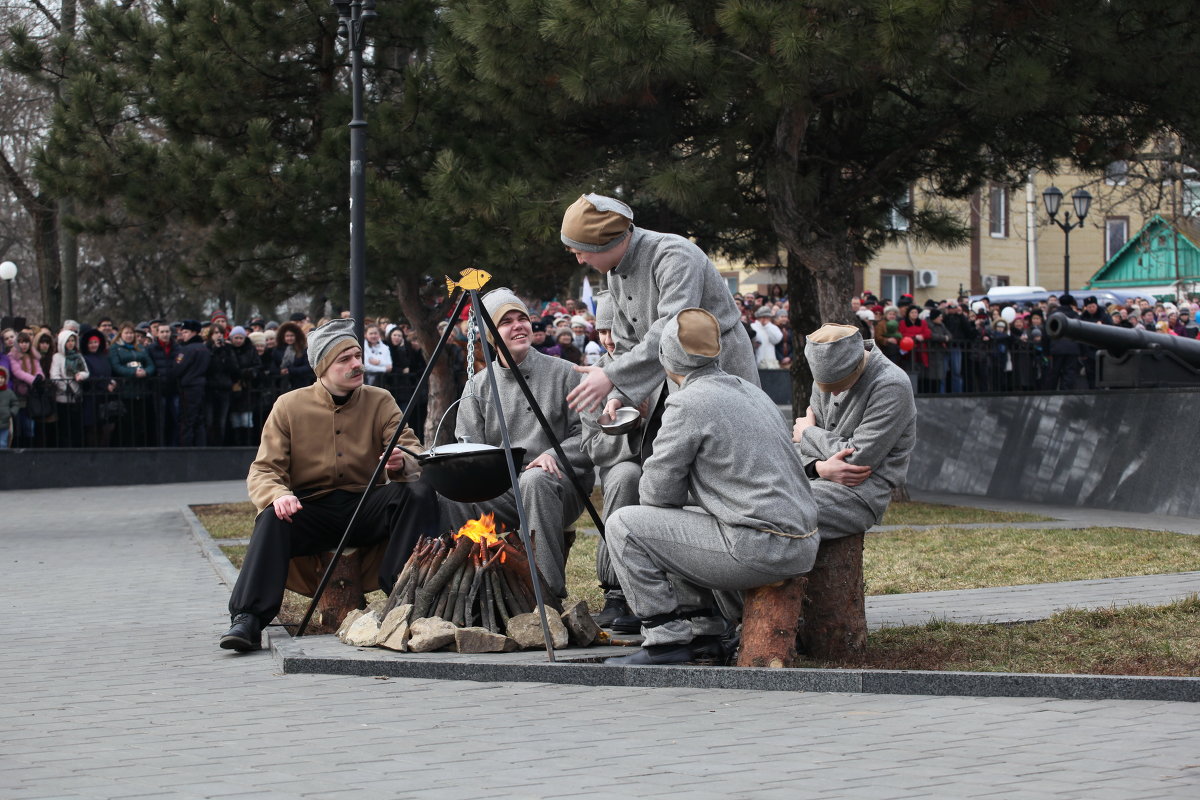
{"left": 296, "top": 288, "right": 604, "bottom": 663}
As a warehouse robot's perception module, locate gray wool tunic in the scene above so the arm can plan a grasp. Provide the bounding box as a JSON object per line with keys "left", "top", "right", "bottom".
{"left": 605, "top": 227, "right": 759, "bottom": 405}
{"left": 797, "top": 344, "right": 916, "bottom": 529}
{"left": 641, "top": 364, "right": 819, "bottom": 542}
{"left": 454, "top": 347, "right": 592, "bottom": 478}
{"left": 580, "top": 352, "right": 641, "bottom": 470}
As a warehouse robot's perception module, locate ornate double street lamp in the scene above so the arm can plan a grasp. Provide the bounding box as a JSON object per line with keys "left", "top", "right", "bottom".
{"left": 331, "top": 0, "right": 376, "bottom": 341}
{"left": 1042, "top": 185, "right": 1092, "bottom": 295}
{"left": 0, "top": 260, "right": 16, "bottom": 320}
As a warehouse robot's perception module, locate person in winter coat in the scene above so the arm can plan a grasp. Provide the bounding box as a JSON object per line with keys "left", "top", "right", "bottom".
{"left": 0, "top": 364, "right": 18, "bottom": 448}
{"left": 1045, "top": 294, "right": 1082, "bottom": 390}
{"left": 174, "top": 320, "right": 211, "bottom": 446}
{"left": 227, "top": 326, "right": 261, "bottom": 446}
{"left": 205, "top": 326, "right": 240, "bottom": 446}
{"left": 924, "top": 308, "right": 951, "bottom": 393}
{"left": 897, "top": 305, "right": 932, "bottom": 391}
{"left": 80, "top": 328, "right": 118, "bottom": 447}
{"left": 50, "top": 328, "right": 88, "bottom": 447}
{"left": 271, "top": 321, "right": 315, "bottom": 393}
{"left": 8, "top": 330, "right": 43, "bottom": 447}
{"left": 873, "top": 307, "right": 903, "bottom": 364}
{"left": 109, "top": 322, "right": 156, "bottom": 446}
{"left": 148, "top": 323, "right": 179, "bottom": 446}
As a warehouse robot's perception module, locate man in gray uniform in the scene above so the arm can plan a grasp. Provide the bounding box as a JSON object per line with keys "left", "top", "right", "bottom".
{"left": 561, "top": 193, "right": 758, "bottom": 416}
{"left": 440, "top": 288, "right": 595, "bottom": 600}
{"left": 579, "top": 291, "right": 641, "bottom": 626}
{"left": 604, "top": 309, "right": 820, "bottom": 666}
{"left": 793, "top": 324, "right": 916, "bottom": 539}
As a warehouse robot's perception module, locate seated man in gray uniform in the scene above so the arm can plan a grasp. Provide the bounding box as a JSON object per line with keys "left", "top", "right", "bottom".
{"left": 560, "top": 193, "right": 759, "bottom": 417}
{"left": 793, "top": 324, "right": 916, "bottom": 541}
{"left": 440, "top": 288, "right": 595, "bottom": 601}
{"left": 604, "top": 309, "right": 820, "bottom": 666}
{"left": 579, "top": 291, "right": 641, "bottom": 626}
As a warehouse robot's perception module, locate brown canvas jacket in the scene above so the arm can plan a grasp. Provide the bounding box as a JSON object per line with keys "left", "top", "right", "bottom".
{"left": 247, "top": 381, "right": 421, "bottom": 512}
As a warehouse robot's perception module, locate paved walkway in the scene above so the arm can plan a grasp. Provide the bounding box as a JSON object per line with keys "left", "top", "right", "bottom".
{"left": 3, "top": 481, "right": 1200, "bottom": 799}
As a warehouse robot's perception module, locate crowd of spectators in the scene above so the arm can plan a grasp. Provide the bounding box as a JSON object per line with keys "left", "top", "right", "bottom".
{"left": 852, "top": 290, "right": 1200, "bottom": 393}
{"left": 1, "top": 284, "right": 1192, "bottom": 448}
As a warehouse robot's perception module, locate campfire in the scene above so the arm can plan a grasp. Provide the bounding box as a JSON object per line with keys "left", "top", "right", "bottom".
{"left": 333, "top": 515, "right": 603, "bottom": 653}
{"left": 383, "top": 513, "right": 539, "bottom": 630}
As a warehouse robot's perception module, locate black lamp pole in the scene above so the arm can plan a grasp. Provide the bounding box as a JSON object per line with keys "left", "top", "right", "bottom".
{"left": 1042, "top": 186, "right": 1092, "bottom": 296}
{"left": 332, "top": 0, "right": 376, "bottom": 342}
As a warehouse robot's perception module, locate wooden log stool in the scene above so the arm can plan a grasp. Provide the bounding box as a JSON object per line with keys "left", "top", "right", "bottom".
{"left": 737, "top": 532, "right": 868, "bottom": 667}
{"left": 284, "top": 543, "right": 388, "bottom": 634}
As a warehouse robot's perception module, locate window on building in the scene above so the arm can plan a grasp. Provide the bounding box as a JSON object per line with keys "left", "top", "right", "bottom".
{"left": 1184, "top": 179, "right": 1200, "bottom": 218}
{"left": 988, "top": 184, "right": 1007, "bottom": 237}
{"left": 880, "top": 271, "right": 911, "bottom": 303}
{"left": 1105, "top": 217, "right": 1129, "bottom": 261}
{"left": 889, "top": 186, "right": 912, "bottom": 231}
{"left": 1105, "top": 161, "right": 1129, "bottom": 186}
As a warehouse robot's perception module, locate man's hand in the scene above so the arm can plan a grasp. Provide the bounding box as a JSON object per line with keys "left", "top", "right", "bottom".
{"left": 525, "top": 452, "right": 562, "bottom": 478}
{"left": 567, "top": 365, "right": 614, "bottom": 413}
{"left": 792, "top": 407, "right": 816, "bottom": 442}
{"left": 603, "top": 397, "right": 624, "bottom": 419}
{"left": 272, "top": 494, "right": 303, "bottom": 523}
{"left": 815, "top": 448, "right": 873, "bottom": 487}
{"left": 384, "top": 443, "right": 408, "bottom": 474}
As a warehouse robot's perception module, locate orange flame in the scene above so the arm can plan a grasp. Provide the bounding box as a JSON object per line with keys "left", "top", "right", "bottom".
{"left": 455, "top": 512, "right": 503, "bottom": 547}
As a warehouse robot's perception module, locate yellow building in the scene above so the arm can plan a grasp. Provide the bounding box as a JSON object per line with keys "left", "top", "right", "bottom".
{"left": 729, "top": 152, "right": 1198, "bottom": 304}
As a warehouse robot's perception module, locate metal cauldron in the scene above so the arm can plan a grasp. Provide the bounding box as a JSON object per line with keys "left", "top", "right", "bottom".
{"left": 401, "top": 441, "right": 526, "bottom": 503}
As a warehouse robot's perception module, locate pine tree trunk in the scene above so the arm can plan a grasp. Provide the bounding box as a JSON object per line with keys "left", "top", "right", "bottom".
{"left": 796, "top": 534, "right": 867, "bottom": 661}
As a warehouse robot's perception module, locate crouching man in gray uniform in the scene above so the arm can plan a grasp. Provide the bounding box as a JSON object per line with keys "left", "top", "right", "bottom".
{"left": 793, "top": 324, "right": 916, "bottom": 539}
{"left": 604, "top": 309, "right": 820, "bottom": 666}
{"left": 440, "top": 288, "right": 595, "bottom": 601}
{"left": 579, "top": 291, "right": 642, "bottom": 626}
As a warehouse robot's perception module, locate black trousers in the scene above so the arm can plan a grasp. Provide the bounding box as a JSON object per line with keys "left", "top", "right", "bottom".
{"left": 228, "top": 480, "right": 441, "bottom": 625}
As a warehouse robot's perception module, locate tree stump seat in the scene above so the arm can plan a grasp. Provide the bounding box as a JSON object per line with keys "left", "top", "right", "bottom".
{"left": 285, "top": 543, "right": 388, "bottom": 634}
{"left": 736, "top": 532, "right": 867, "bottom": 668}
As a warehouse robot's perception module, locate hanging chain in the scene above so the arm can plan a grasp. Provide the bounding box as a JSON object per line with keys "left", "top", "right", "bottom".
{"left": 465, "top": 301, "right": 477, "bottom": 395}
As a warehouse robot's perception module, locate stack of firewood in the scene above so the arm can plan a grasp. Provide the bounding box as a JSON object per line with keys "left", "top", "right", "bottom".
{"left": 379, "top": 514, "right": 546, "bottom": 636}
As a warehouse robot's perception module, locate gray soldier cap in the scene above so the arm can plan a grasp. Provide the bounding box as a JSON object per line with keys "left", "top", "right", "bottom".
{"left": 308, "top": 317, "right": 359, "bottom": 377}
{"left": 659, "top": 308, "right": 721, "bottom": 376}
{"left": 805, "top": 323, "right": 868, "bottom": 393}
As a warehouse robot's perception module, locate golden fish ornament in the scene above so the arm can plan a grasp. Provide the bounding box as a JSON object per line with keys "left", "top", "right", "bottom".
{"left": 445, "top": 268, "right": 493, "bottom": 294}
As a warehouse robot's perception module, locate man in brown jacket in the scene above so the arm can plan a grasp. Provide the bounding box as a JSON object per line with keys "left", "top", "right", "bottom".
{"left": 220, "top": 318, "right": 440, "bottom": 651}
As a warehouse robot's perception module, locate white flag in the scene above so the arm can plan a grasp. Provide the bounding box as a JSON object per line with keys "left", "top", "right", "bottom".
{"left": 581, "top": 275, "right": 596, "bottom": 314}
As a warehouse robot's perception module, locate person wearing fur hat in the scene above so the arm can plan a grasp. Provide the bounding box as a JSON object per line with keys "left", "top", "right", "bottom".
{"left": 440, "top": 288, "right": 595, "bottom": 601}
{"left": 792, "top": 324, "right": 916, "bottom": 543}
{"left": 578, "top": 291, "right": 641, "bottom": 627}
{"left": 604, "top": 309, "right": 820, "bottom": 666}
{"left": 221, "top": 318, "right": 440, "bottom": 652}
{"left": 174, "top": 320, "right": 211, "bottom": 446}
{"left": 560, "top": 193, "right": 759, "bottom": 418}
{"left": 751, "top": 305, "right": 783, "bottom": 368}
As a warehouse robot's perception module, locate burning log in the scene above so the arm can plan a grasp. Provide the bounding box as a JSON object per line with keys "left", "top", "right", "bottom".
{"left": 375, "top": 513, "right": 548, "bottom": 639}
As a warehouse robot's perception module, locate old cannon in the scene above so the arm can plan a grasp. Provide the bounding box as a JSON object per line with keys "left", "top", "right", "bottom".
{"left": 1046, "top": 312, "right": 1200, "bottom": 388}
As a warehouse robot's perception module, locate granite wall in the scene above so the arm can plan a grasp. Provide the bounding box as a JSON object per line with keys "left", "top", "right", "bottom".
{"left": 907, "top": 389, "right": 1200, "bottom": 517}
{"left": 0, "top": 448, "right": 256, "bottom": 491}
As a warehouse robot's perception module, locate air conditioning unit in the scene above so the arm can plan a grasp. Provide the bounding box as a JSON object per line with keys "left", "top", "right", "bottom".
{"left": 916, "top": 269, "right": 938, "bottom": 288}
{"left": 982, "top": 274, "right": 1001, "bottom": 291}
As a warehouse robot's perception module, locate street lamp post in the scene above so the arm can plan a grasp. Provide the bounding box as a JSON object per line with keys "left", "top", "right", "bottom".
{"left": 1042, "top": 186, "right": 1092, "bottom": 295}
{"left": 0, "top": 260, "right": 16, "bottom": 320}
{"left": 331, "top": 0, "right": 377, "bottom": 342}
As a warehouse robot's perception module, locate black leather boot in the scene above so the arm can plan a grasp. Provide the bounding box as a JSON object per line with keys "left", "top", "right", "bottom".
{"left": 592, "top": 596, "right": 631, "bottom": 628}
{"left": 604, "top": 643, "right": 695, "bottom": 666}
{"left": 220, "top": 613, "right": 263, "bottom": 652}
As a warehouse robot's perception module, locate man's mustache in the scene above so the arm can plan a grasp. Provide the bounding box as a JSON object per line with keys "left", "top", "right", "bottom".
{"left": 347, "top": 367, "right": 364, "bottom": 378}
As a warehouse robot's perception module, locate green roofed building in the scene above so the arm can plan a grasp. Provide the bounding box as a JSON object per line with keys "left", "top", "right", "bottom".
{"left": 1085, "top": 214, "right": 1200, "bottom": 300}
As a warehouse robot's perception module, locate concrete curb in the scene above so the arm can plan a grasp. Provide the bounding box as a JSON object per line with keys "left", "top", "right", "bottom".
{"left": 187, "top": 505, "right": 1200, "bottom": 704}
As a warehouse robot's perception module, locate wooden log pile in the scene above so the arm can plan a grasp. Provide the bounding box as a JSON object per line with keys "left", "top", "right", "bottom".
{"left": 379, "top": 514, "right": 544, "bottom": 636}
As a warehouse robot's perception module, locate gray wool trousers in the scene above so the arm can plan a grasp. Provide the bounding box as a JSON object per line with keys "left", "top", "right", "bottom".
{"left": 605, "top": 505, "right": 819, "bottom": 647}
{"left": 595, "top": 460, "right": 642, "bottom": 596}
{"left": 811, "top": 481, "right": 877, "bottom": 540}
{"left": 440, "top": 465, "right": 592, "bottom": 599}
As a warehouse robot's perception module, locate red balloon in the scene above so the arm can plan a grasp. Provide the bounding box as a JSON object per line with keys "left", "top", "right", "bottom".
{"left": 899, "top": 336, "right": 915, "bottom": 353}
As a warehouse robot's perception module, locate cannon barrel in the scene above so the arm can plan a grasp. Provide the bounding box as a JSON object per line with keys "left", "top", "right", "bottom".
{"left": 1046, "top": 312, "right": 1200, "bottom": 369}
